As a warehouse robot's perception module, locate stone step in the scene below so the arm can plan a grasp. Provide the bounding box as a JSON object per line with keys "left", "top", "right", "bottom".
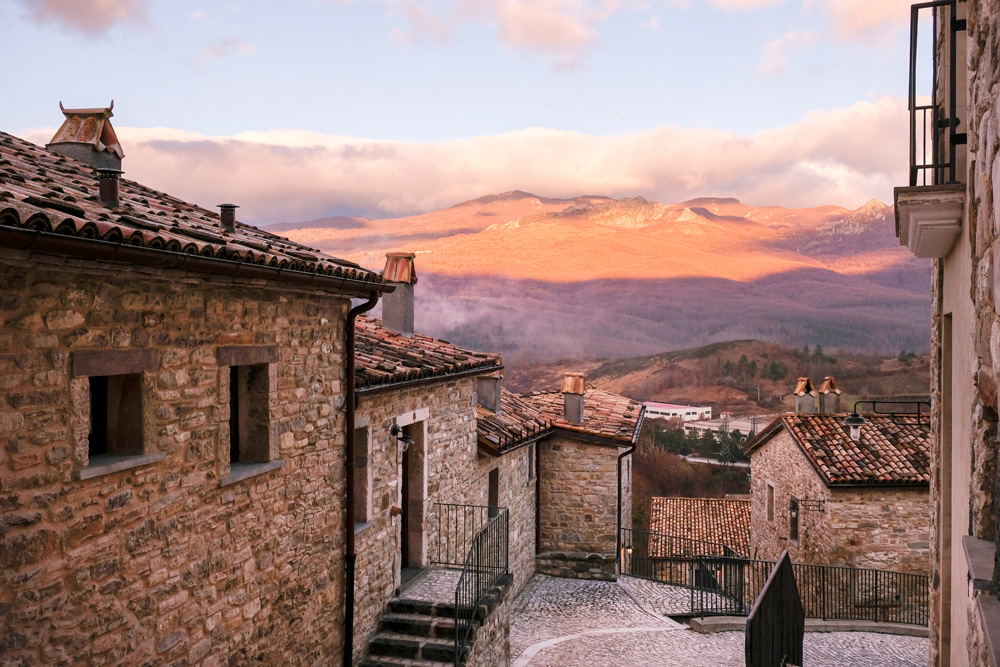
{"left": 359, "top": 656, "right": 453, "bottom": 667}
{"left": 368, "top": 632, "right": 463, "bottom": 663}
{"left": 390, "top": 598, "right": 457, "bottom": 618}
{"left": 380, "top": 612, "right": 458, "bottom": 639}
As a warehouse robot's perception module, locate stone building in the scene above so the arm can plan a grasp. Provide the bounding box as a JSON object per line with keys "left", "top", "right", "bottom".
{"left": 519, "top": 374, "right": 643, "bottom": 580}
{"left": 0, "top": 123, "right": 389, "bottom": 665}
{"left": 744, "top": 414, "right": 930, "bottom": 574}
{"left": 891, "top": 1, "right": 1000, "bottom": 663}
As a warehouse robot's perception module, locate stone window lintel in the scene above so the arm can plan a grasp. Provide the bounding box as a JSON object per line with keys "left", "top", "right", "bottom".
{"left": 217, "top": 345, "right": 279, "bottom": 367}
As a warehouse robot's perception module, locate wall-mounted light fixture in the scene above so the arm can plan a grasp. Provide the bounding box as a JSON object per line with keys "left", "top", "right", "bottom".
{"left": 390, "top": 424, "right": 414, "bottom": 450}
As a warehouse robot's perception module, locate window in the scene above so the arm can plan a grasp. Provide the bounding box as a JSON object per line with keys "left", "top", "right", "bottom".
{"left": 766, "top": 483, "right": 775, "bottom": 522}
{"left": 353, "top": 426, "right": 371, "bottom": 525}
{"left": 217, "top": 346, "right": 281, "bottom": 486}
{"left": 89, "top": 374, "right": 143, "bottom": 457}
{"left": 789, "top": 497, "right": 800, "bottom": 542}
{"left": 526, "top": 442, "right": 537, "bottom": 482}
{"left": 72, "top": 349, "right": 163, "bottom": 480}
{"left": 228, "top": 363, "right": 272, "bottom": 464}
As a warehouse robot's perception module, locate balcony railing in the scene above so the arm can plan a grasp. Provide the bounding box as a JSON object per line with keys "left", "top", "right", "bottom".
{"left": 907, "top": 0, "right": 965, "bottom": 186}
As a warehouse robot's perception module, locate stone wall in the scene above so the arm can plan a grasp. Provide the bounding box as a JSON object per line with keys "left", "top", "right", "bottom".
{"left": 749, "top": 429, "right": 832, "bottom": 563}
{"left": 353, "top": 383, "right": 537, "bottom": 662}
{"left": 0, "top": 249, "right": 352, "bottom": 666}
{"left": 749, "top": 430, "right": 929, "bottom": 573}
{"left": 537, "top": 434, "right": 625, "bottom": 577}
{"left": 829, "top": 488, "right": 930, "bottom": 575}
{"left": 934, "top": 1, "right": 1000, "bottom": 664}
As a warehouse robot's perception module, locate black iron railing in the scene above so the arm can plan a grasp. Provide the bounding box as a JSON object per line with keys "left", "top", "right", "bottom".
{"left": 619, "top": 529, "right": 930, "bottom": 625}
{"left": 690, "top": 556, "right": 772, "bottom": 617}
{"left": 746, "top": 551, "right": 804, "bottom": 667}
{"left": 907, "top": 0, "right": 965, "bottom": 186}
{"left": 432, "top": 503, "right": 497, "bottom": 568}
{"left": 454, "top": 507, "right": 508, "bottom": 666}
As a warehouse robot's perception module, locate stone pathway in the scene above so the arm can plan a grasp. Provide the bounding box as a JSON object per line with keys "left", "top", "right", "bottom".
{"left": 510, "top": 575, "right": 929, "bottom": 667}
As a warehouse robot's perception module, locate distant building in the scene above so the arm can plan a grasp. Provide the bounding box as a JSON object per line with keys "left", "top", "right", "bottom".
{"left": 744, "top": 414, "right": 930, "bottom": 574}
{"left": 643, "top": 401, "right": 711, "bottom": 422}
{"left": 683, "top": 414, "right": 774, "bottom": 438}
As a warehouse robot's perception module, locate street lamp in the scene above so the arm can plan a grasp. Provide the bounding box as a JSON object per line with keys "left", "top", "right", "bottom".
{"left": 843, "top": 411, "right": 868, "bottom": 442}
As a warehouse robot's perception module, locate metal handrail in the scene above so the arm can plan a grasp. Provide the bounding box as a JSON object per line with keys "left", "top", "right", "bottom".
{"left": 432, "top": 503, "right": 498, "bottom": 568}
{"left": 453, "top": 506, "right": 509, "bottom": 666}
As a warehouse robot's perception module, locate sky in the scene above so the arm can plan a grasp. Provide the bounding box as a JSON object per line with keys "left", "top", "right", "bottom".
{"left": 0, "top": 0, "right": 920, "bottom": 224}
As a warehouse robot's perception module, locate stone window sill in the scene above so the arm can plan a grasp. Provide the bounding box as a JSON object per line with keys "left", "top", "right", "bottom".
{"left": 219, "top": 460, "right": 284, "bottom": 487}
{"left": 977, "top": 595, "right": 1000, "bottom": 667}
{"left": 74, "top": 451, "right": 166, "bottom": 480}
{"left": 963, "top": 535, "right": 996, "bottom": 592}
{"left": 355, "top": 521, "right": 374, "bottom": 534}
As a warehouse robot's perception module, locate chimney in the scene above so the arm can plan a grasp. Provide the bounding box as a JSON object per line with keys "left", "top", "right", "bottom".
{"left": 561, "top": 372, "right": 586, "bottom": 423}
{"left": 96, "top": 169, "right": 122, "bottom": 208}
{"left": 46, "top": 101, "right": 124, "bottom": 170}
{"left": 477, "top": 374, "right": 502, "bottom": 414}
{"left": 793, "top": 377, "right": 817, "bottom": 414}
{"left": 218, "top": 204, "right": 238, "bottom": 230}
{"left": 818, "top": 376, "right": 842, "bottom": 414}
{"left": 382, "top": 252, "right": 417, "bottom": 337}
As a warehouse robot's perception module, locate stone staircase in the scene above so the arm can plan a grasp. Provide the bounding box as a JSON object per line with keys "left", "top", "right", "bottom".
{"left": 361, "top": 598, "right": 474, "bottom": 667}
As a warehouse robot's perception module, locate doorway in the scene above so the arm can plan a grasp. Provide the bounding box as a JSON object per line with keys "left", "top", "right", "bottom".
{"left": 401, "top": 422, "right": 425, "bottom": 570}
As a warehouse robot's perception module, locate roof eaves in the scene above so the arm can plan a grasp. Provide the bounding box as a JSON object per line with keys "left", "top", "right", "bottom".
{"left": 0, "top": 221, "right": 388, "bottom": 296}
{"left": 356, "top": 363, "right": 504, "bottom": 396}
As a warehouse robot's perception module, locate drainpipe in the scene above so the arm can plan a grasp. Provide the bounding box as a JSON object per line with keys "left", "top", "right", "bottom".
{"left": 615, "top": 443, "right": 636, "bottom": 569}
{"left": 344, "top": 292, "right": 379, "bottom": 667}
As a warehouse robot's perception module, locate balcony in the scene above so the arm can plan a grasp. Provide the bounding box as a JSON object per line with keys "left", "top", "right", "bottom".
{"left": 894, "top": 0, "right": 967, "bottom": 259}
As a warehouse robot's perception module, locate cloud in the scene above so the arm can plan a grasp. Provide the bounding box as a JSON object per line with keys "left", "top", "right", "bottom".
{"left": 709, "top": 0, "right": 784, "bottom": 11}
{"left": 806, "top": 0, "right": 912, "bottom": 41}
{"left": 189, "top": 9, "right": 207, "bottom": 21}
{"left": 386, "top": 0, "right": 618, "bottom": 64}
{"left": 30, "top": 97, "right": 903, "bottom": 225}
{"left": 195, "top": 37, "right": 257, "bottom": 65}
{"left": 756, "top": 30, "right": 814, "bottom": 78}
{"left": 641, "top": 16, "right": 661, "bottom": 31}
{"left": 15, "top": 0, "right": 150, "bottom": 36}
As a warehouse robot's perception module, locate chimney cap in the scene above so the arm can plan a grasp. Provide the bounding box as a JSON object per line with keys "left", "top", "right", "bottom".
{"left": 383, "top": 252, "right": 417, "bottom": 285}
{"left": 818, "top": 376, "right": 841, "bottom": 395}
{"left": 217, "top": 203, "right": 239, "bottom": 210}
{"left": 794, "top": 377, "right": 816, "bottom": 397}
{"left": 561, "top": 372, "right": 586, "bottom": 395}
{"left": 95, "top": 168, "right": 123, "bottom": 177}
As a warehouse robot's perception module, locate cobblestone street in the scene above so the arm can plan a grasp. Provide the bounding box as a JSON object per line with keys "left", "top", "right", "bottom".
{"left": 510, "top": 575, "right": 929, "bottom": 667}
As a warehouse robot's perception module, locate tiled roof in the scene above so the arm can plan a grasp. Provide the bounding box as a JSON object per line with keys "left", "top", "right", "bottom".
{"left": 521, "top": 389, "right": 644, "bottom": 444}
{"left": 478, "top": 388, "right": 550, "bottom": 453}
{"left": 355, "top": 316, "right": 502, "bottom": 390}
{"left": 648, "top": 497, "right": 751, "bottom": 557}
{"left": 746, "top": 414, "right": 930, "bottom": 486}
{"left": 0, "top": 131, "right": 382, "bottom": 286}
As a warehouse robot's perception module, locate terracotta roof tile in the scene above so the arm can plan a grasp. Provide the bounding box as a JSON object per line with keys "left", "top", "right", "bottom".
{"left": 477, "top": 388, "right": 550, "bottom": 452}
{"left": 648, "top": 497, "right": 751, "bottom": 556}
{"left": 521, "top": 388, "right": 644, "bottom": 443}
{"left": 0, "top": 131, "right": 382, "bottom": 285}
{"left": 355, "top": 316, "right": 502, "bottom": 390}
{"left": 748, "top": 414, "right": 930, "bottom": 486}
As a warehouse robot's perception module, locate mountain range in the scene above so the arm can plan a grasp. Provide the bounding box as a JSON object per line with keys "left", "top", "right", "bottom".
{"left": 270, "top": 192, "right": 931, "bottom": 364}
